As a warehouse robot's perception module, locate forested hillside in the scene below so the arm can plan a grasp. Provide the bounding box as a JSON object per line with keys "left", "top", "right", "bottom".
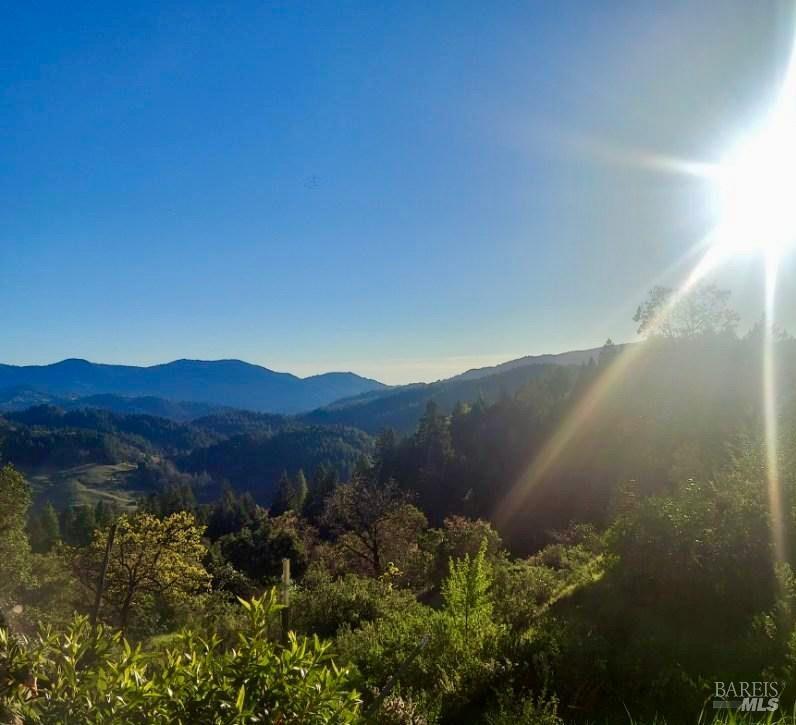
{"left": 0, "top": 406, "right": 374, "bottom": 510}
{"left": 303, "top": 359, "right": 588, "bottom": 434}
{"left": 0, "top": 387, "right": 223, "bottom": 421}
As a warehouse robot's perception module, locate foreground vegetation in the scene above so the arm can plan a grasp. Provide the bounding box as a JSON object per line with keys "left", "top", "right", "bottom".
{"left": 2, "top": 286, "right": 796, "bottom": 723}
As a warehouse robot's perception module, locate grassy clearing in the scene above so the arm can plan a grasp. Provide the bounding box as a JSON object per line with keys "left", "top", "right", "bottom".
{"left": 24, "top": 462, "right": 140, "bottom": 510}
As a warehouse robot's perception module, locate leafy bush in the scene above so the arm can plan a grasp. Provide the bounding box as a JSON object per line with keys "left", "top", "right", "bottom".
{"left": 0, "top": 589, "right": 361, "bottom": 724}
{"left": 483, "top": 688, "right": 563, "bottom": 725}
{"left": 338, "top": 542, "right": 507, "bottom": 721}
{"left": 216, "top": 511, "right": 313, "bottom": 584}
{"left": 292, "top": 569, "right": 421, "bottom": 638}
{"left": 534, "top": 461, "right": 796, "bottom": 721}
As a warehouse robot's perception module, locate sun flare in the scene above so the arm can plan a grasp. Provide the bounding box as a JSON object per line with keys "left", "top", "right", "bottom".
{"left": 712, "top": 116, "right": 796, "bottom": 260}
{"left": 708, "top": 36, "right": 796, "bottom": 264}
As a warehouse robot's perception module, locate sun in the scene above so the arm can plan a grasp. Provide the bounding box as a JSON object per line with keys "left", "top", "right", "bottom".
{"left": 711, "top": 103, "right": 796, "bottom": 261}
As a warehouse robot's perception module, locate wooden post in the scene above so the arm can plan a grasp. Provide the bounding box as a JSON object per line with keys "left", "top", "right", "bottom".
{"left": 280, "top": 558, "right": 291, "bottom": 645}
{"left": 91, "top": 522, "right": 117, "bottom": 635}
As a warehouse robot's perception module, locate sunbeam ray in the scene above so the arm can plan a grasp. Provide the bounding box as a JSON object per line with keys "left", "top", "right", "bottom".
{"left": 763, "top": 252, "right": 786, "bottom": 567}
{"left": 494, "top": 229, "right": 728, "bottom": 527}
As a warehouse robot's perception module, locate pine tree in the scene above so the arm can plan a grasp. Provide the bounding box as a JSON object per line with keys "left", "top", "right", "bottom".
{"left": 415, "top": 400, "right": 453, "bottom": 468}
{"left": 373, "top": 429, "right": 398, "bottom": 483}
{"left": 94, "top": 500, "right": 115, "bottom": 530}
{"left": 60, "top": 507, "right": 77, "bottom": 547}
{"left": 413, "top": 400, "right": 454, "bottom": 521}
{"left": 271, "top": 470, "right": 294, "bottom": 516}
{"left": 30, "top": 502, "right": 61, "bottom": 553}
{"left": 62, "top": 505, "right": 96, "bottom": 547}
{"left": 292, "top": 469, "right": 308, "bottom": 513}
{"left": 598, "top": 337, "right": 618, "bottom": 367}
{"left": 305, "top": 465, "right": 338, "bottom": 523}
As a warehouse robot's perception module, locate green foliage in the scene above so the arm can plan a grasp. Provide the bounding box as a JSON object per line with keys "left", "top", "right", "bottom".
{"left": 323, "top": 476, "right": 428, "bottom": 580}
{"left": 431, "top": 516, "right": 503, "bottom": 587}
{"left": 0, "top": 424, "right": 130, "bottom": 468}
{"left": 5, "top": 324, "right": 796, "bottom": 723}
{"left": 304, "top": 361, "right": 572, "bottom": 435}
{"left": 61, "top": 504, "right": 96, "bottom": 547}
{"left": 0, "top": 465, "right": 32, "bottom": 610}
{"left": 293, "top": 468, "right": 309, "bottom": 512}
{"left": 271, "top": 469, "right": 309, "bottom": 515}
{"left": 491, "top": 532, "right": 603, "bottom": 634}
{"left": 338, "top": 542, "right": 506, "bottom": 721}
{"left": 376, "top": 687, "right": 441, "bottom": 725}
{"left": 217, "top": 511, "right": 312, "bottom": 584}
{"left": 75, "top": 511, "right": 210, "bottom": 634}
{"left": 442, "top": 540, "right": 493, "bottom": 644}
{"left": 0, "top": 590, "right": 361, "bottom": 723}
{"left": 305, "top": 464, "right": 339, "bottom": 523}
{"left": 532, "top": 458, "right": 796, "bottom": 721}
{"left": 179, "top": 426, "right": 373, "bottom": 502}
{"left": 27, "top": 502, "right": 60, "bottom": 553}
{"left": 292, "top": 569, "right": 421, "bottom": 638}
{"left": 5, "top": 405, "right": 217, "bottom": 454}
{"left": 15, "top": 548, "right": 79, "bottom": 631}
{"left": 483, "top": 689, "right": 563, "bottom": 725}
{"left": 205, "top": 486, "right": 261, "bottom": 540}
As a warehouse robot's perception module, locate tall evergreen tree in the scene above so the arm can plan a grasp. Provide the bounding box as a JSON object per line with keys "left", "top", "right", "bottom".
{"left": 271, "top": 470, "right": 295, "bottom": 517}
{"left": 412, "top": 400, "right": 455, "bottom": 522}
{"left": 305, "top": 465, "right": 338, "bottom": 523}
{"left": 72, "top": 506, "right": 96, "bottom": 548}
{"left": 373, "top": 429, "right": 399, "bottom": 483}
{"left": 29, "top": 502, "right": 61, "bottom": 553}
{"left": 94, "top": 500, "right": 115, "bottom": 530}
{"left": 272, "top": 470, "right": 308, "bottom": 515}
{"left": 292, "top": 469, "right": 308, "bottom": 514}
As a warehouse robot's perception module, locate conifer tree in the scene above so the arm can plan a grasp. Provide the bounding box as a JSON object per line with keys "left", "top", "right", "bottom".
{"left": 29, "top": 502, "right": 61, "bottom": 553}
{"left": 271, "top": 470, "right": 294, "bottom": 516}
{"left": 292, "top": 469, "right": 308, "bottom": 513}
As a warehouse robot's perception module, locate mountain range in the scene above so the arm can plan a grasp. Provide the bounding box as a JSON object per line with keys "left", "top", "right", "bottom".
{"left": 0, "top": 346, "right": 610, "bottom": 422}
{"left": 0, "top": 359, "right": 385, "bottom": 414}
{"left": 0, "top": 345, "right": 613, "bottom": 507}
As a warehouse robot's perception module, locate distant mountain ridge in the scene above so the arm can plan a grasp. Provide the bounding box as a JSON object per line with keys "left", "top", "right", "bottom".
{"left": 0, "top": 387, "right": 222, "bottom": 422}
{"left": 303, "top": 345, "right": 617, "bottom": 433}
{"left": 0, "top": 346, "right": 618, "bottom": 422}
{"left": 0, "top": 359, "right": 386, "bottom": 414}
{"left": 449, "top": 346, "right": 610, "bottom": 381}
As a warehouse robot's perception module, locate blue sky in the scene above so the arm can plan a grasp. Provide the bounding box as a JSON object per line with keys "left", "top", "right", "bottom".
{"left": 2, "top": 1, "right": 795, "bottom": 383}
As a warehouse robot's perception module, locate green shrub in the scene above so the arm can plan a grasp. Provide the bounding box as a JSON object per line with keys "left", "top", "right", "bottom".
{"left": 0, "top": 589, "right": 361, "bottom": 724}
{"left": 292, "top": 569, "right": 421, "bottom": 638}
{"left": 337, "top": 542, "right": 507, "bottom": 722}
{"left": 483, "top": 688, "right": 563, "bottom": 725}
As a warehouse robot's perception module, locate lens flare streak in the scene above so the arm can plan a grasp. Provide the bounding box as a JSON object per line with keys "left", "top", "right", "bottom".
{"left": 494, "top": 231, "right": 728, "bottom": 527}
{"left": 763, "top": 253, "right": 786, "bottom": 567}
